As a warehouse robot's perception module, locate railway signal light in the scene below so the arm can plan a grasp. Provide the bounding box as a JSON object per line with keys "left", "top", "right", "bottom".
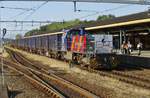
{"left": 3, "top": 28, "right": 7, "bottom": 38}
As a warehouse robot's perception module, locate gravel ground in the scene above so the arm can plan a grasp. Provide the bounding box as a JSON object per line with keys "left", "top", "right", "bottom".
{"left": 7, "top": 47, "right": 150, "bottom": 98}
{"left": 0, "top": 65, "right": 50, "bottom": 98}
{"left": 122, "top": 69, "right": 150, "bottom": 79}
{"left": 65, "top": 68, "right": 150, "bottom": 98}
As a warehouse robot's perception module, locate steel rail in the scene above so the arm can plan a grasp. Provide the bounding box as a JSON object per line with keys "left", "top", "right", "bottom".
{"left": 7, "top": 47, "right": 150, "bottom": 90}
{"left": 5, "top": 64, "right": 66, "bottom": 98}
{"left": 7, "top": 48, "right": 100, "bottom": 98}
{"left": 2, "top": 55, "right": 66, "bottom": 98}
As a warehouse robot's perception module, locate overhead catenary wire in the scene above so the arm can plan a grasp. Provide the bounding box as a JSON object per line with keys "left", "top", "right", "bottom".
{"left": 9, "top": 2, "right": 47, "bottom": 20}
{"left": 0, "top": 29, "right": 34, "bottom": 31}
{"left": 10, "top": 10, "right": 32, "bottom": 19}
{"left": 24, "top": 1, "right": 49, "bottom": 20}
{"left": 4, "top": 1, "right": 49, "bottom": 35}
{"left": 8, "top": 4, "right": 133, "bottom": 33}
{"left": 0, "top": 20, "right": 53, "bottom": 23}
{"left": 77, "top": 4, "right": 132, "bottom": 20}
{"left": 0, "top": 6, "right": 35, "bottom": 11}
{"left": 2, "top": 2, "right": 141, "bottom": 39}
{"left": 60, "top": 4, "right": 132, "bottom": 30}
{"left": 76, "top": 9, "right": 99, "bottom": 13}
{"left": 11, "top": 2, "right": 49, "bottom": 38}
{"left": 9, "top": 7, "right": 36, "bottom": 19}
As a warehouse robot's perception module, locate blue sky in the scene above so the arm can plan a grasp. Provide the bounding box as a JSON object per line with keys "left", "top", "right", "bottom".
{"left": 0, "top": 1, "right": 149, "bottom": 39}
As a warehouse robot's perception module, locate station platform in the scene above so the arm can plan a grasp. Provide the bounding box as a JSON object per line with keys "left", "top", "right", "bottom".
{"left": 0, "top": 84, "right": 9, "bottom": 98}
{"left": 130, "top": 50, "right": 150, "bottom": 58}
{"left": 114, "top": 50, "right": 150, "bottom": 58}
{"left": 115, "top": 50, "right": 150, "bottom": 68}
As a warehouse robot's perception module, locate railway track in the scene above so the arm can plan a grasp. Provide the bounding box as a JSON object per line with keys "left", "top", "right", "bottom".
{"left": 76, "top": 64, "right": 150, "bottom": 90}
{"left": 3, "top": 59, "right": 65, "bottom": 98}
{"left": 7, "top": 48, "right": 150, "bottom": 90}
{"left": 4, "top": 47, "right": 150, "bottom": 98}
{"left": 5, "top": 48, "right": 100, "bottom": 98}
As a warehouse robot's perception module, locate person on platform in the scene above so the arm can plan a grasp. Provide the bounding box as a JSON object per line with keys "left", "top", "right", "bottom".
{"left": 137, "top": 41, "right": 143, "bottom": 56}
{"left": 127, "top": 41, "right": 132, "bottom": 54}
{"left": 121, "top": 41, "right": 128, "bottom": 54}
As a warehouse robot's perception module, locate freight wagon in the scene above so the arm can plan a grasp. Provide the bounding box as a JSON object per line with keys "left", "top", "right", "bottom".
{"left": 11, "top": 28, "right": 118, "bottom": 69}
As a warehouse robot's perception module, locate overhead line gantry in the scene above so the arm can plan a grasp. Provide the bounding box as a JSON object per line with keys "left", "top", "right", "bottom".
{"left": 0, "top": 0, "right": 150, "bottom": 5}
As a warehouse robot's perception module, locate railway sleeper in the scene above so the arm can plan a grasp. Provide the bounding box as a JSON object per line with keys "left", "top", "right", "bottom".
{"left": 79, "top": 66, "right": 150, "bottom": 89}
{"left": 30, "top": 79, "right": 61, "bottom": 98}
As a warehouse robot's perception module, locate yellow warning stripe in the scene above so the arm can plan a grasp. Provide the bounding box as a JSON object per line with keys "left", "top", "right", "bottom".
{"left": 85, "top": 18, "right": 150, "bottom": 30}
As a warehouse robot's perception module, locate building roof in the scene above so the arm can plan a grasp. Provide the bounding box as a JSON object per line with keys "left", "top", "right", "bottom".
{"left": 83, "top": 11, "right": 150, "bottom": 30}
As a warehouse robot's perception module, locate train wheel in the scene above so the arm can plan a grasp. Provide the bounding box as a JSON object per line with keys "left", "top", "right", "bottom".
{"left": 57, "top": 53, "right": 62, "bottom": 60}
{"left": 76, "top": 55, "right": 83, "bottom": 64}
{"left": 109, "top": 56, "right": 119, "bottom": 69}
{"left": 89, "top": 58, "right": 98, "bottom": 69}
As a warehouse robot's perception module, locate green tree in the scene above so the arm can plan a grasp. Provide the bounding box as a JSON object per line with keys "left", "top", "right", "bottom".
{"left": 97, "top": 14, "right": 115, "bottom": 21}
{"left": 15, "top": 34, "right": 23, "bottom": 39}
{"left": 24, "top": 15, "right": 115, "bottom": 37}
{"left": 24, "top": 29, "right": 39, "bottom": 37}
{"left": 40, "top": 25, "right": 47, "bottom": 31}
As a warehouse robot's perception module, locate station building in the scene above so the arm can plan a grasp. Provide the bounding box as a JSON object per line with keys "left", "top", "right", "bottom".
{"left": 80, "top": 11, "right": 150, "bottom": 50}
{"left": 80, "top": 11, "right": 150, "bottom": 66}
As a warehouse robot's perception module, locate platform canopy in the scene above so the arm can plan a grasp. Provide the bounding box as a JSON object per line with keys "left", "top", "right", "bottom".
{"left": 0, "top": 0, "right": 150, "bottom": 5}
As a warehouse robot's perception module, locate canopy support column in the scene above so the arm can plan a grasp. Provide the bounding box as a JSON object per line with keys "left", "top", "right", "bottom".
{"left": 119, "top": 30, "right": 123, "bottom": 50}
{"left": 123, "top": 30, "right": 126, "bottom": 42}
